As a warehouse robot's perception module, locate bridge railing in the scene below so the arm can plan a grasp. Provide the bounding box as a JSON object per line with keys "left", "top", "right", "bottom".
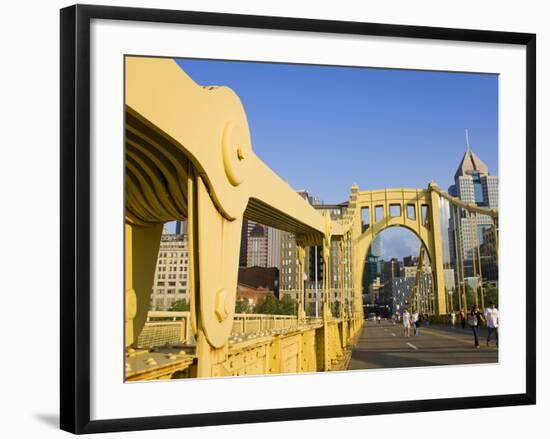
{"left": 232, "top": 314, "right": 299, "bottom": 334}
{"left": 279, "top": 288, "right": 356, "bottom": 318}
{"left": 136, "top": 311, "right": 324, "bottom": 349}
{"left": 136, "top": 311, "right": 193, "bottom": 348}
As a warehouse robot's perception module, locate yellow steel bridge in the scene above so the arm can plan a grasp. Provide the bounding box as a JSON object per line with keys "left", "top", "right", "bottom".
{"left": 124, "top": 57, "right": 498, "bottom": 380}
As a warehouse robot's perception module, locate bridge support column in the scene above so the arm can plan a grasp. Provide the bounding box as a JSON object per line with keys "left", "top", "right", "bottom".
{"left": 321, "top": 213, "right": 332, "bottom": 370}
{"left": 193, "top": 176, "right": 242, "bottom": 377}
{"left": 297, "top": 244, "right": 307, "bottom": 322}
{"left": 196, "top": 330, "right": 229, "bottom": 377}
{"left": 428, "top": 186, "right": 447, "bottom": 316}
{"left": 125, "top": 222, "right": 163, "bottom": 348}
{"left": 338, "top": 238, "right": 348, "bottom": 348}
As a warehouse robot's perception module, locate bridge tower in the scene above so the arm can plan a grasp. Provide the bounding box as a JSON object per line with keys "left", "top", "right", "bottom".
{"left": 350, "top": 185, "right": 447, "bottom": 316}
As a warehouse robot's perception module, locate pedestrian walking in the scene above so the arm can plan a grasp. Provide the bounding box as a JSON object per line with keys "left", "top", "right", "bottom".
{"left": 450, "top": 311, "right": 456, "bottom": 328}
{"left": 484, "top": 302, "right": 499, "bottom": 347}
{"left": 460, "top": 308, "right": 466, "bottom": 329}
{"left": 412, "top": 311, "right": 420, "bottom": 336}
{"left": 468, "top": 304, "right": 485, "bottom": 348}
{"left": 402, "top": 309, "right": 411, "bottom": 338}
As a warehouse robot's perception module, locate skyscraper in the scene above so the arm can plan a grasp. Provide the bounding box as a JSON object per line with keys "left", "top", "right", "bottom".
{"left": 363, "top": 235, "right": 381, "bottom": 294}
{"left": 381, "top": 258, "right": 400, "bottom": 284}
{"left": 239, "top": 218, "right": 250, "bottom": 267}
{"left": 246, "top": 223, "right": 268, "bottom": 267}
{"left": 174, "top": 220, "right": 187, "bottom": 235}
{"left": 279, "top": 230, "right": 300, "bottom": 291}
{"left": 267, "top": 227, "right": 281, "bottom": 270}
{"left": 280, "top": 191, "right": 310, "bottom": 293}
{"left": 448, "top": 147, "right": 498, "bottom": 275}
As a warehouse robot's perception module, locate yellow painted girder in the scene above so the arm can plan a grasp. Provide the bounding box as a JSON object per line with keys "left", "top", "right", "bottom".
{"left": 125, "top": 56, "right": 327, "bottom": 238}
{"left": 430, "top": 183, "right": 498, "bottom": 219}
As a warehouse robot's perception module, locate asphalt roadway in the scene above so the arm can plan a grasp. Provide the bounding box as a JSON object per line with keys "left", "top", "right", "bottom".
{"left": 348, "top": 320, "right": 498, "bottom": 370}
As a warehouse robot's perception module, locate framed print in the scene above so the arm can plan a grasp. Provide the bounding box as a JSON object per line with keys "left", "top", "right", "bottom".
{"left": 60, "top": 4, "right": 536, "bottom": 434}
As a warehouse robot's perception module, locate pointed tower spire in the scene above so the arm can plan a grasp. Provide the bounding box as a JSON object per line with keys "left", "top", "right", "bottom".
{"left": 454, "top": 131, "right": 489, "bottom": 179}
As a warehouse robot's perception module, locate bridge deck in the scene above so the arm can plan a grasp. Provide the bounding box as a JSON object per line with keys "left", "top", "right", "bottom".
{"left": 348, "top": 320, "right": 498, "bottom": 370}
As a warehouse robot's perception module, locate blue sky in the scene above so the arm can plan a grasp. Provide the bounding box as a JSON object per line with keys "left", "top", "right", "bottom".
{"left": 174, "top": 58, "right": 498, "bottom": 260}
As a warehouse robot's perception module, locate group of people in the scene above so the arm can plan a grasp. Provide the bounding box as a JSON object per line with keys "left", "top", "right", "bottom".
{"left": 401, "top": 309, "right": 422, "bottom": 338}
{"left": 398, "top": 303, "right": 499, "bottom": 348}
{"left": 449, "top": 303, "right": 500, "bottom": 348}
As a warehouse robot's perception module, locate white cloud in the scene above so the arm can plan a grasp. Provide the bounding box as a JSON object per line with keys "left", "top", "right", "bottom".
{"left": 378, "top": 227, "right": 421, "bottom": 260}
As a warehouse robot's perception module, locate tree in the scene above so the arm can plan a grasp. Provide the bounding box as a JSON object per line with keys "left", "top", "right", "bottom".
{"left": 465, "top": 284, "right": 475, "bottom": 308}
{"left": 254, "top": 293, "right": 280, "bottom": 315}
{"left": 235, "top": 298, "right": 252, "bottom": 314}
{"left": 278, "top": 294, "right": 297, "bottom": 315}
{"left": 170, "top": 298, "right": 190, "bottom": 311}
{"left": 483, "top": 285, "right": 499, "bottom": 307}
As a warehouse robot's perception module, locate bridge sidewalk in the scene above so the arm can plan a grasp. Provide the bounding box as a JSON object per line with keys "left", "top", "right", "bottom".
{"left": 348, "top": 320, "right": 498, "bottom": 370}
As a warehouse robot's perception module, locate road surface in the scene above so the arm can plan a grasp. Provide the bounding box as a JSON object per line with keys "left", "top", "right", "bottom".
{"left": 348, "top": 320, "right": 498, "bottom": 370}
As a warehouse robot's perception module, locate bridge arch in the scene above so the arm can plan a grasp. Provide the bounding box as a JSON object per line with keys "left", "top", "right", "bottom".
{"left": 350, "top": 187, "right": 447, "bottom": 315}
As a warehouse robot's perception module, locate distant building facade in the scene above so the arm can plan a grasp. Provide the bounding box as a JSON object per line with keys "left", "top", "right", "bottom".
{"left": 403, "top": 255, "right": 419, "bottom": 267}
{"left": 267, "top": 226, "right": 281, "bottom": 270}
{"left": 236, "top": 284, "right": 271, "bottom": 307}
{"left": 174, "top": 220, "right": 187, "bottom": 235}
{"left": 385, "top": 277, "right": 415, "bottom": 313}
{"left": 480, "top": 226, "right": 498, "bottom": 281}
{"left": 381, "top": 258, "right": 401, "bottom": 283}
{"left": 401, "top": 266, "right": 417, "bottom": 279}
{"left": 280, "top": 230, "right": 301, "bottom": 291}
{"left": 239, "top": 219, "right": 252, "bottom": 267}
{"left": 367, "top": 277, "right": 382, "bottom": 305}
{"left": 448, "top": 148, "right": 498, "bottom": 279}
{"left": 362, "top": 236, "right": 382, "bottom": 295}
{"left": 150, "top": 229, "right": 189, "bottom": 310}
{"left": 238, "top": 266, "right": 279, "bottom": 296}
{"left": 247, "top": 223, "right": 268, "bottom": 267}
{"left": 278, "top": 192, "right": 349, "bottom": 309}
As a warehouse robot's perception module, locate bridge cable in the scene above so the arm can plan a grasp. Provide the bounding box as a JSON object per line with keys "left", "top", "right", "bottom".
{"left": 451, "top": 202, "right": 462, "bottom": 312}
{"left": 455, "top": 205, "right": 468, "bottom": 310}
{"left": 473, "top": 212, "right": 485, "bottom": 310}
{"left": 467, "top": 211, "right": 479, "bottom": 306}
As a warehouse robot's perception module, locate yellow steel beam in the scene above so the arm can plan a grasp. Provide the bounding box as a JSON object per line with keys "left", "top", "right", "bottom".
{"left": 430, "top": 183, "right": 498, "bottom": 219}
{"left": 125, "top": 56, "right": 327, "bottom": 238}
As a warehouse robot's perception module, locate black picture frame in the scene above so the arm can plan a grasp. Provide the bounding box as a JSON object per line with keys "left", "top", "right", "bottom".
{"left": 60, "top": 4, "right": 536, "bottom": 434}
